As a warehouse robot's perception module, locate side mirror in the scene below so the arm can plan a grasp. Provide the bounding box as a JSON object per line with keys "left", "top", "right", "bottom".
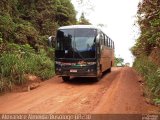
{"left": 96, "top": 34, "right": 100, "bottom": 44}
{"left": 48, "top": 36, "right": 55, "bottom": 47}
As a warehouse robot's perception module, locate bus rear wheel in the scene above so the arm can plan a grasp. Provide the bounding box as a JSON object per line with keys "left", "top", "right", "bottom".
{"left": 108, "top": 67, "right": 111, "bottom": 72}
{"left": 62, "top": 76, "right": 70, "bottom": 82}
{"left": 94, "top": 76, "right": 101, "bottom": 82}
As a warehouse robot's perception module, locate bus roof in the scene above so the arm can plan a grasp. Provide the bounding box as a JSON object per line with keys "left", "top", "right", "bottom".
{"left": 58, "top": 25, "right": 98, "bottom": 30}
{"left": 58, "top": 25, "right": 112, "bottom": 41}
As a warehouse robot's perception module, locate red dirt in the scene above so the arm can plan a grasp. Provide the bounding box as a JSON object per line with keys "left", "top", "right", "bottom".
{"left": 0, "top": 67, "right": 159, "bottom": 114}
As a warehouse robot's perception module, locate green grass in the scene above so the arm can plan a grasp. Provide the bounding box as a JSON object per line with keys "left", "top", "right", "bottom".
{"left": 0, "top": 43, "right": 55, "bottom": 92}
{"left": 133, "top": 56, "right": 160, "bottom": 104}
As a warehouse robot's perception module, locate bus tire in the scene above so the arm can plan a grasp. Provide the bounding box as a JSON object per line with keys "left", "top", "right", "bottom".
{"left": 108, "top": 67, "right": 111, "bottom": 72}
{"left": 94, "top": 76, "right": 101, "bottom": 82}
{"left": 62, "top": 76, "right": 70, "bottom": 82}
{"left": 109, "top": 62, "right": 112, "bottom": 72}
{"left": 94, "top": 65, "right": 102, "bottom": 82}
{"left": 94, "top": 70, "right": 102, "bottom": 82}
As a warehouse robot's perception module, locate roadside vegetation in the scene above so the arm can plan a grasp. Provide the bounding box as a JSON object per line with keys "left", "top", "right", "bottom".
{"left": 133, "top": 56, "right": 160, "bottom": 105}
{"left": 114, "top": 57, "right": 124, "bottom": 67}
{"left": 0, "top": 42, "right": 54, "bottom": 92}
{"left": 0, "top": 0, "right": 90, "bottom": 93}
{"left": 131, "top": 0, "right": 160, "bottom": 104}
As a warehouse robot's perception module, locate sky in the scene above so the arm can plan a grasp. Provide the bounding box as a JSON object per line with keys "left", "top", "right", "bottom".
{"left": 71, "top": 0, "right": 140, "bottom": 65}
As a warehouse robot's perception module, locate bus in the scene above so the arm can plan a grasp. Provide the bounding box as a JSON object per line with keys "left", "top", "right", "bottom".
{"left": 54, "top": 25, "right": 114, "bottom": 81}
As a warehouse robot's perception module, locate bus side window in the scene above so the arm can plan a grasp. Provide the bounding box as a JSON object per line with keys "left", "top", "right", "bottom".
{"left": 101, "top": 33, "right": 105, "bottom": 45}
{"left": 108, "top": 38, "right": 110, "bottom": 48}
{"left": 110, "top": 39, "right": 112, "bottom": 48}
{"left": 113, "top": 42, "right": 115, "bottom": 49}
{"left": 111, "top": 40, "right": 113, "bottom": 48}
{"left": 105, "top": 35, "right": 107, "bottom": 46}
{"left": 107, "top": 37, "right": 109, "bottom": 47}
{"left": 101, "top": 33, "right": 104, "bottom": 45}
{"left": 104, "top": 34, "right": 106, "bottom": 45}
{"left": 103, "top": 34, "right": 105, "bottom": 45}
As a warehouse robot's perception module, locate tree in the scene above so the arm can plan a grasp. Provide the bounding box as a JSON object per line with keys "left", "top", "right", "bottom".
{"left": 56, "top": 0, "right": 76, "bottom": 26}
{"left": 0, "top": 0, "right": 77, "bottom": 48}
{"left": 131, "top": 0, "right": 160, "bottom": 105}
{"left": 114, "top": 57, "right": 124, "bottom": 66}
{"left": 131, "top": 0, "right": 160, "bottom": 57}
{"left": 78, "top": 12, "right": 91, "bottom": 25}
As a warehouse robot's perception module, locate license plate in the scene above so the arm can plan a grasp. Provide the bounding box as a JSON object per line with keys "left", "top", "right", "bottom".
{"left": 70, "top": 69, "right": 77, "bottom": 73}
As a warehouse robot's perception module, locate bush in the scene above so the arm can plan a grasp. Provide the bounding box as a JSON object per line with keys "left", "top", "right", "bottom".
{"left": 133, "top": 56, "right": 160, "bottom": 102}
{"left": 0, "top": 43, "right": 54, "bottom": 92}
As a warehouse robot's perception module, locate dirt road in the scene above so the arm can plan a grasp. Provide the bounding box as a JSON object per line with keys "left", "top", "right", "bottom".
{"left": 0, "top": 67, "right": 159, "bottom": 114}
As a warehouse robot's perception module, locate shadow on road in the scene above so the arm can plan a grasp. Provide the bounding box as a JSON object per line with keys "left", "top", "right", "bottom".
{"left": 63, "top": 69, "right": 111, "bottom": 85}
{"left": 64, "top": 77, "right": 97, "bottom": 85}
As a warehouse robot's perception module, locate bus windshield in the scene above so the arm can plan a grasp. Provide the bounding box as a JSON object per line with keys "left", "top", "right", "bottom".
{"left": 55, "top": 28, "right": 97, "bottom": 59}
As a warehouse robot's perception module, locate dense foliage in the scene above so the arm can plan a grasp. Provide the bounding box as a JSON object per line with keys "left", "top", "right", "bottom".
{"left": 114, "top": 57, "right": 124, "bottom": 66}
{"left": 133, "top": 57, "right": 160, "bottom": 104}
{"left": 0, "top": 0, "right": 76, "bottom": 47}
{"left": 0, "top": 0, "right": 77, "bottom": 92}
{"left": 0, "top": 43, "right": 54, "bottom": 92}
{"left": 131, "top": 0, "right": 160, "bottom": 56}
{"left": 78, "top": 13, "right": 91, "bottom": 25}
{"left": 131, "top": 0, "right": 160, "bottom": 103}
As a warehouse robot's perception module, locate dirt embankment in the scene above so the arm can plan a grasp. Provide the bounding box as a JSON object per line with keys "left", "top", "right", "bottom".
{"left": 0, "top": 67, "right": 159, "bottom": 114}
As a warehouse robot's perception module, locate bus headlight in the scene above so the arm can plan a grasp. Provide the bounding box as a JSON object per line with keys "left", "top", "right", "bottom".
{"left": 90, "top": 69, "right": 94, "bottom": 72}
{"left": 87, "top": 62, "right": 96, "bottom": 65}
{"left": 56, "top": 68, "right": 61, "bottom": 71}
{"left": 55, "top": 61, "right": 61, "bottom": 65}
{"left": 87, "top": 69, "right": 94, "bottom": 72}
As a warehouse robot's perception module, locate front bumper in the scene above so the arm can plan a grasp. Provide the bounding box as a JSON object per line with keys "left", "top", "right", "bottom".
{"left": 55, "top": 64, "right": 97, "bottom": 77}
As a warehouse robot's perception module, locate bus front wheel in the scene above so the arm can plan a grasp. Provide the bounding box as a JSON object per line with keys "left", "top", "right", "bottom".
{"left": 94, "top": 66, "right": 102, "bottom": 82}
{"left": 94, "top": 76, "right": 101, "bottom": 82}
{"left": 62, "top": 76, "right": 70, "bottom": 82}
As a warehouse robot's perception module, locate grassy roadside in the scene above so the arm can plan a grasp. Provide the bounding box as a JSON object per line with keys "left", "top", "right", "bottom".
{"left": 133, "top": 56, "right": 160, "bottom": 105}
{"left": 0, "top": 42, "right": 55, "bottom": 93}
